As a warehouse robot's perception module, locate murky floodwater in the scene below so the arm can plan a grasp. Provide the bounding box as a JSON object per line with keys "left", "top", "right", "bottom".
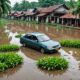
{"left": 0, "top": 21, "right": 80, "bottom": 80}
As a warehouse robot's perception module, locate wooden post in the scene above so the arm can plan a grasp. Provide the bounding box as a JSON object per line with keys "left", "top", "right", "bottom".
{"left": 36, "top": 16, "right": 39, "bottom": 22}
{"left": 62, "top": 18, "right": 64, "bottom": 24}
{"left": 46, "top": 17, "right": 49, "bottom": 23}
{"left": 57, "top": 17, "right": 59, "bottom": 23}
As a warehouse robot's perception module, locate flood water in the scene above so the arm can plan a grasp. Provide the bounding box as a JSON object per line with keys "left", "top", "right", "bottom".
{"left": 0, "top": 21, "right": 80, "bottom": 80}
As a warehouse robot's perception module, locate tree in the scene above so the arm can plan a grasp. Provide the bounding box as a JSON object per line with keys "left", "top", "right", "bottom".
{"left": 30, "top": 2, "right": 39, "bottom": 9}
{"left": 0, "top": 0, "right": 11, "bottom": 17}
{"left": 13, "top": 2, "right": 21, "bottom": 11}
{"left": 69, "top": 0, "right": 75, "bottom": 8}
{"left": 38, "top": 0, "right": 65, "bottom": 7}
{"left": 20, "top": 0, "right": 30, "bottom": 11}
{"left": 13, "top": 1, "right": 39, "bottom": 11}
{"left": 76, "top": 0, "right": 80, "bottom": 17}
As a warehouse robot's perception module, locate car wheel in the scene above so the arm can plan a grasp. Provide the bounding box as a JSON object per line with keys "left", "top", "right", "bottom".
{"left": 40, "top": 48, "right": 45, "bottom": 54}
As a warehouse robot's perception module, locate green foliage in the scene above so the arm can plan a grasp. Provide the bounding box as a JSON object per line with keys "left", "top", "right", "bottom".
{"left": 60, "top": 40, "right": 80, "bottom": 48}
{"left": 38, "top": 0, "right": 65, "bottom": 7}
{"left": 37, "top": 57, "right": 68, "bottom": 70}
{"left": 0, "top": 19, "right": 7, "bottom": 27}
{"left": 0, "top": 44, "right": 20, "bottom": 52}
{"left": 29, "top": 2, "right": 39, "bottom": 9}
{"left": 76, "top": 0, "right": 80, "bottom": 14}
{"left": 13, "top": 2, "right": 21, "bottom": 11}
{"left": 15, "top": 34, "right": 22, "bottom": 38}
{"left": 0, "top": 53, "right": 23, "bottom": 71}
{"left": 66, "top": 0, "right": 75, "bottom": 8}
{"left": 0, "top": 63, "right": 7, "bottom": 71}
{"left": 13, "top": 0, "right": 39, "bottom": 11}
{"left": 12, "top": 0, "right": 79, "bottom": 10}
{"left": 0, "top": 0, "right": 11, "bottom": 17}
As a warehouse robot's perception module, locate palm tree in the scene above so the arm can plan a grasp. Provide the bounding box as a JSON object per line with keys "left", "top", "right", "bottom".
{"left": 0, "top": 0, "right": 11, "bottom": 17}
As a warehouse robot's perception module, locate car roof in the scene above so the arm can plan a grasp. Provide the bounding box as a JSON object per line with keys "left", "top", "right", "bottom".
{"left": 26, "top": 32, "right": 45, "bottom": 36}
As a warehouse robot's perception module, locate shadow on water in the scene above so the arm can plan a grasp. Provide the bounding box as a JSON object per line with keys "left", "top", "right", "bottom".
{"left": 21, "top": 46, "right": 60, "bottom": 60}
{"left": 0, "top": 22, "right": 80, "bottom": 80}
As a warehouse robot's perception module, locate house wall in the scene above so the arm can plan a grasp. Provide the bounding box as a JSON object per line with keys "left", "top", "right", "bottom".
{"left": 44, "top": 6, "right": 68, "bottom": 23}
{"left": 55, "top": 6, "right": 68, "bottom": 13}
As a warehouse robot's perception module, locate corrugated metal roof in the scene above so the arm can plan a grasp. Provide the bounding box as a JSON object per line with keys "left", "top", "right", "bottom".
{"left": 37, "top": 4, "right": 69, "bottom": 13}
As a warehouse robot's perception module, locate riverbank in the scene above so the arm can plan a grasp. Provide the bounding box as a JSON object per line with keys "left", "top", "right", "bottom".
{"left": 7, "top": 19, "right": 80, "bottom": 30}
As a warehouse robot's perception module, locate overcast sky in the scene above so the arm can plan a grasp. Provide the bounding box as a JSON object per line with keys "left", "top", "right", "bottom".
{"left": 10, "top": 0, "right": 38, "bottom": 6}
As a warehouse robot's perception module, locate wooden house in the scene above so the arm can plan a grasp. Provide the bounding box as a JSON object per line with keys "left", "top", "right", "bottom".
{"left": 60, "top": 13, "right": 80, "bottom": 27}
{"left": 9, "top": 11, "right": 24, "bottom": 20}
{"left": 24, "top": 10, "right": 36, "bottom": 21}
{"left": 35, "top": 4, "right": 69, "bottom": 23}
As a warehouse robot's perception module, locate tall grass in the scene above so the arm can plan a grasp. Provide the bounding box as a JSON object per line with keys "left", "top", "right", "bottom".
{"left": 60, "top": 39, "right": 80, "bottom": 48}
{"left": 37, "top": 57, "right": 68, "bottom": 70}
{"left": 0, "top": 44, "right": 20, "bottom": 52}
{"left": 0, "top": 52, "right": 23, "bottom": 71}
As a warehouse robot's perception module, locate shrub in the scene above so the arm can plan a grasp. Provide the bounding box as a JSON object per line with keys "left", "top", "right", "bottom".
{"left": 60, "top": 39, "right": 80, "bottom": 48}
{"left": 37, "top": 57, "right": 68, "bottom": 70}
{"left": 0, "top": 44, "right": 20, "bottom": 52}
{"left": 15, "top": 34, "right": 22, "bottom": 38}
{"left": 0, "top": 53, "right": 23, "bottom": 71}
{"left": 0, "top": 63, "right": 7, "bottom": 71}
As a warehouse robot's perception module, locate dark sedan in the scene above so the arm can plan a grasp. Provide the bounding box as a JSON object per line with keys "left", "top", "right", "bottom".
{"left": 20, "top": 32, "right": 61, "bottom": 53}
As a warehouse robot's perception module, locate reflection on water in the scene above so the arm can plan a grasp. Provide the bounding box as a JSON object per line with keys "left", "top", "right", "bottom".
{"left": 0, "top": 28, "right": 9, "bottom": 44}
{"left": 8, "top": 22, "right": 80, "bottom": 41}
{"left": 0, "top": 22, "right": 80, "bottom": 80}
{"left": 58, "top": 49, "right": 79, "bottom": 70}
{"left": 0, "top": 65, "right": 22, "bottom": 78}
{"left": 63, "top": 47, "right": 80, "bottom": 61}
{"left": 21, "top": 47, "right": 60, "bottom": 60}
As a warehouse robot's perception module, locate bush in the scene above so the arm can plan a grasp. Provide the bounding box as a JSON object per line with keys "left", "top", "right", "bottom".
{"left": 0, "top": 53, "right": 23, "bottom": 71}
{"left": 37, "top": 57, "right": 68, "bottom": 70}
{"left": 0, "top": 44, "right": 20, "bottom": 52}
{"left": 15, "top": 34, "right": 22, "bottom": 38}
{"left": 0, "top": 63, "right": 7, "bottom": 71}
{"left": 60, "top": 39, "right": 80, "bottom": 48}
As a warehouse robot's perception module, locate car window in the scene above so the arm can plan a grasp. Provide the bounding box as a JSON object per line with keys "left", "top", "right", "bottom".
{"left": 27, "top": 35, "right": 32, "bottom": 40}
{"left": 24, "top": 35, "right": 28, "bottom": 38}
{"left": 32, "top": 36, "right": 38, "bottom": 41}
{"left": 26, "top": 35, "right": 38, "bottom": 41}
{"left": 37, "top": 35, "right": 50, "bottom": 42}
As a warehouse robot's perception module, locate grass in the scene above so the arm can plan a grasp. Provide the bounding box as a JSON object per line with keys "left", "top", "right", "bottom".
{"left": 0, "top": 19, "right": 8, "bottom": 27}
{"left": 60, "top": 39, "right": 80, "bottom": 48}
{"left": 37, "top": 57, "right": 68, "bottom": 70}
{"left": 0, "top": 52, "right": 23, "bottom": 71}
{"left": 0, "top": 44, "right": 20, "bottom": 52}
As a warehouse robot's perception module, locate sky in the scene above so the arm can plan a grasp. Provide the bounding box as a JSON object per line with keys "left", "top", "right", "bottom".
{"left": 10, "top": 0, "right": 38, "bottom": 6}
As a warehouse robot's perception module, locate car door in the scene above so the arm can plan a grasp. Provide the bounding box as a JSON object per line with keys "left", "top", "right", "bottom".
{"left": 22, "top": 35, "right": 33, "bottom": 46}
{"left": 30, "top": 35, "right": 40, "bottom": 49}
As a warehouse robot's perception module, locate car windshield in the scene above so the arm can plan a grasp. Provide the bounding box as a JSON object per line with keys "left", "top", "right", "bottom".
{"left": 37, "top": 35, "right": 50, "bottom": 42}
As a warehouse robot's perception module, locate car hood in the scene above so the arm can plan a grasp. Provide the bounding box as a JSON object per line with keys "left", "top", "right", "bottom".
{"left": 41, "top": 40, "right": 60, "bottom": 47}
